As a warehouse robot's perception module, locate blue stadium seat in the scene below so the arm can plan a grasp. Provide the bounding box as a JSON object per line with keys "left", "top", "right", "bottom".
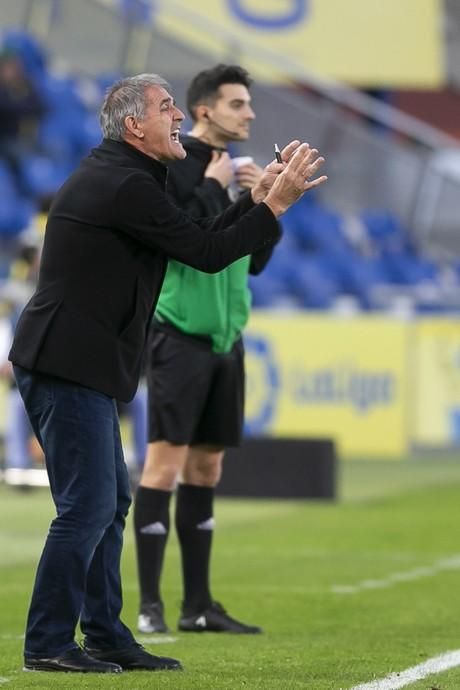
{"left": 0, "top": 197, "right": 33, "bottom": 237}
{"left": 40, "top": 73, "right": 88, "bottom": 118}
{"left": 248, "top": 274, "right": 296, "bottom": 308}
{"left": 38, "top": 75, "right": 101, "bottom": 162}
{"left": 40, "top": 111, "right": 101, "bottom": 163}
{"left": 38, "top": 114, "right": 77, "bottom": 162}
{"left": 284, "top": 198, "right": 347, "bottom": 252}
{"left": 75, "top": 113, "right": 102, "bottom": 155}
{"left": 20, "top": 155, "right": 71, "bottom": 199}
{"left": 262, "top": 241, "right": 301, "bottom": 287}
{"left": 383, "top": 252, "right": 438, "bottom": 285}
{"left": 289, "top": 255, "right": 341, "bottom": 309}
{"left": 0, "top": 161, "right": 19, "bottom": 199}
{"left": 338, "top": 255, "right": 389, "bottom": 308}
{"left": 360, "top": 210, "right": 405, "bottom": 243}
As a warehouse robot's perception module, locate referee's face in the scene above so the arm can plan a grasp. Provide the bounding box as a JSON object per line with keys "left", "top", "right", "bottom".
{"left": 139, "top": 86, "right": 186, "bottom": 162}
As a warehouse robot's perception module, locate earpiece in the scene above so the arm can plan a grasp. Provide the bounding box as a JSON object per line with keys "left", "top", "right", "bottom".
{"left": 202, "top": 111, "right": 241, "bottom": 139}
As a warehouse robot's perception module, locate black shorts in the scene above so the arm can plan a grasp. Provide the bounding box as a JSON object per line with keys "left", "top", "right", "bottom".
{"left": 146, "top": 322, "right": 245, "bottom": 447}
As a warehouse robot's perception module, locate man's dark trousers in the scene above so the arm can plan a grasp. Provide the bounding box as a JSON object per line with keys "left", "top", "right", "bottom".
{"left": 13, "top": 365, "right": 135, "bottom": 657}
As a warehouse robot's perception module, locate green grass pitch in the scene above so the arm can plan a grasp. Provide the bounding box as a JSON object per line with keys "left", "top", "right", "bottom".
{"left": 1, "top": 457, "right": 460, "bottom": 689}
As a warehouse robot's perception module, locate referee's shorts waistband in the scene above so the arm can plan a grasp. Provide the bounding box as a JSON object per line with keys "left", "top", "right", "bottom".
{"left": 151, "top": 316, "right": 214, "bottom": 347}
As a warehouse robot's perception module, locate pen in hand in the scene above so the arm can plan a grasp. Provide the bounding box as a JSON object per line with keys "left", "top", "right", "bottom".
{"left": 274, "top": 143, "right": 282, "bottom": 164}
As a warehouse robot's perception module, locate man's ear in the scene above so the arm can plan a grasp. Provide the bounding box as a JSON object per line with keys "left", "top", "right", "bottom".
{"left": 124, "top": 115, "right": 144, "bottom": 139}
{"left": 195, "top": 104, "right": 210, "bottom": 123}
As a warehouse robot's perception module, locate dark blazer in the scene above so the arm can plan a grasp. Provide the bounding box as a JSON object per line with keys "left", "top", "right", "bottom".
{"left": 9, "top": 139, "right": 281, "bottom": 401}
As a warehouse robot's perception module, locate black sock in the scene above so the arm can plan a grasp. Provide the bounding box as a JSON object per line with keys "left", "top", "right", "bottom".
{"left": 133, "top": 486, "right": 171, "bottom": 606}
{"left": 175, "top": 483, "right": 215, "bottom": 615}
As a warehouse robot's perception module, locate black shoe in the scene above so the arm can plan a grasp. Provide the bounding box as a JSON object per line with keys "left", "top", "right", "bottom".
{"left": 138, "top": 601, "right": 169, "bottom": 633}
{"left": 23, "top": 647, "right": 122, "bottom": 673}
{"left": 84, "top": 642, "right": 182, "bottom": 671}
{"left": 178, "top": 601, "right": 262, "bottom": 634}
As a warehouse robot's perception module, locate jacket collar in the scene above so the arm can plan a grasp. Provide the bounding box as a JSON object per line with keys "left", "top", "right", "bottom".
{"left": 181, "top": 134, "right": 227, "bottom": 156}
{"left": 93, "top": 138, "right": 168, "bottom": 186}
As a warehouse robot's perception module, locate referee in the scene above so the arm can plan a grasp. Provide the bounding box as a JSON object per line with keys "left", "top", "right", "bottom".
{"left": 134, "top": 65, "right": 284, "bottom": 634}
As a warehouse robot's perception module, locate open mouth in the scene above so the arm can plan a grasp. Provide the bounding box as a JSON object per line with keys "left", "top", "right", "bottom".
{"left": 171, "top": 129, "right": 181, "bottom": 142}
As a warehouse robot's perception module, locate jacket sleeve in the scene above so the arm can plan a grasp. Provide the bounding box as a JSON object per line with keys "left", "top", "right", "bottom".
{"left": 193, "top": 190, "right": 255, "bottom": 231}
{"left": 114, "top": 173, "right": 280, "bottom": 274}
{"left": 196, "top": 192, "right": 281, "bottom": 274}
{"left": 167, "top": 169, "right": 229, "bottom": 218}
{"left": 168, "top": 162, "right": 278, "bottom": 273}
{"left": 168, "top": 166, "right": 280, "bottom": 273}
{"left": 249, "top": 244, "right": 276, "bottom": 275}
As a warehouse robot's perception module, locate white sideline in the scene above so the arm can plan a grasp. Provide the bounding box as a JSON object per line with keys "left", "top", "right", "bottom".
{"left": 332, "top": 554, "right": 460, "bottom": 594}
{"left": 136, "top": 636, "right": 178, "bottom": 645}
{"left": 0, "top": 679, "right": 10, "bottom": 685}
{"left": 349, "top": 649, "right": 460, "bottom": 690}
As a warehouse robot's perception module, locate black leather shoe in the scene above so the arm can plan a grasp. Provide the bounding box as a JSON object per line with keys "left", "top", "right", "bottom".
{"left": 84, "top": 642, "right": 182, "bottom": 671}
{"left": 179, "top": 600, "right": 262, "bottom": 634}
{"left": 23, "top": 647, "right": 122, "bottom": 673}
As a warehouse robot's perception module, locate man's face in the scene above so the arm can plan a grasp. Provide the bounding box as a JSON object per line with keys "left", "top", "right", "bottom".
{"left": 139, "top": 85, "right": 186, "bottom": 161}
{"left": 207, "top": 83, "right": 255, "bottom": 141}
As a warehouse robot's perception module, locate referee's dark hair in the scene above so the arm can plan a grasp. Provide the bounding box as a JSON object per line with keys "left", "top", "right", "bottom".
{"left": 186, "top": 64, "right": 252, "bottom": 121}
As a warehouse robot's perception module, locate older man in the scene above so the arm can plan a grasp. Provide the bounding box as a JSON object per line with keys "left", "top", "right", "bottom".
{"left": 9, "top": 73, "right": 326, "bottom": 674}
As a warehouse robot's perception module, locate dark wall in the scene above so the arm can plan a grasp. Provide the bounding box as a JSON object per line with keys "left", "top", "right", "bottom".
{"left": 218, "top": 438, "right": 337, "bottom": 500}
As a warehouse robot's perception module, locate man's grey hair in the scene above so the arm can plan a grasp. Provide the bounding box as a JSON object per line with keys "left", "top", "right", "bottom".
{"left": 100, "top": 73, "right": 171, "bottom": 141}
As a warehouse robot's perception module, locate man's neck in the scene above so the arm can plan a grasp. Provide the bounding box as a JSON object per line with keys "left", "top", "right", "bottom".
{"left": 190, "top": 123, "right": 228, "bottom": 149}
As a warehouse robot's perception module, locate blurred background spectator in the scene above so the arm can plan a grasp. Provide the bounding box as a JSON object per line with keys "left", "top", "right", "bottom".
{"left": 0, "top": 48, "right": 45, "bottom": 192}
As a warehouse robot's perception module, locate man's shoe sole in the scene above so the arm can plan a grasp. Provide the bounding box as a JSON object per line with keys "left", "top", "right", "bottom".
{"left": 84, "top": 644, "right": 182, "bottom": 672}
{"left": 23, "top": 660, "right": 122, "bottom": 673}
{"left": 178, "top": 623, "right": 262, "bottom": 634}
{"left": 178, "top": 601, "right": 262, "bottom": 634}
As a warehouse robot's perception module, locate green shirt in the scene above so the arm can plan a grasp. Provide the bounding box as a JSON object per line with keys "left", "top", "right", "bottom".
{"left": 156, "top": 255, "right": 251, "bottom": 353}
